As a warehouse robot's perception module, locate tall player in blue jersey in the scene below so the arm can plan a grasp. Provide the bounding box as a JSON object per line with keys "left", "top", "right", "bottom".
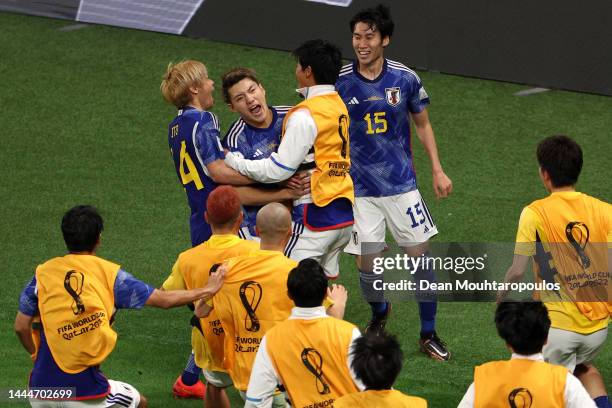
{"left": 161, "top": 60, "right": 253, "bottom": 398}
{"left": 161, "top": 60, "right": 252, "bottom": 248}
{"left": 336, "top": 5, "right": 453, "bottom": 360}
{"left": 221, "top": 67, "right": 308, "bottom": 251}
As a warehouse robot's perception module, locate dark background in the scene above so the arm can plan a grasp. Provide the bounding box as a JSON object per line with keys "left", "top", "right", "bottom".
{"left": 2, "top": 0, "right": 611, "bottom": 95}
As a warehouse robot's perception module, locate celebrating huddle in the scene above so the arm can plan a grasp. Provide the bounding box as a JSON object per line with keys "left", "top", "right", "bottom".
{"left": 14, "top": 3, "right": 611, "bottom": 408}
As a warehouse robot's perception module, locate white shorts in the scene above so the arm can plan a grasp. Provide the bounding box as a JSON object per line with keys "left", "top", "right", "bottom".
{"left": 543, "top": 327, "right": 608, "bottom": 371}
{"left": 203, "top": 370, "right": 233, "bottom": 388}
{"left": 287, "top": 224, "right": 351, "bottom": 279}
{"left": 344, "top": 190, "right": 438, "bottom": 256}
{"left": 30, "top": 380, "right": 140, "bottom": 408}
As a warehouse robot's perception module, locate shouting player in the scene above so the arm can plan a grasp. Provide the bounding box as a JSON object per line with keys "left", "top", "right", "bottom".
{"left": 224, "top": 40, "right": 354, "bottom": 279}
{"left": 221, "top": 67, "right": 308, "bottom": 251}
{"left": 161, "top": 60, "right": 252, "bottom": 247}
{"left": 336, "top": 5, "right": 452, "bottom": 360}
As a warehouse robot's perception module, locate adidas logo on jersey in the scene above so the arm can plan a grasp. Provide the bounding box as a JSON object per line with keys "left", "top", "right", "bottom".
{"left": 253, "top": 149, "right": 264, "bottom": 157}
{"left": 347, "top": 97, "right": 359, "bottom": 105}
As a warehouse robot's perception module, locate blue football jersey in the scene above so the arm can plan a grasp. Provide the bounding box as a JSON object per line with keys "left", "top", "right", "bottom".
{"left": 336, "top": 59, "right": 430, "bottom": 197}
{"left": 168, "top": 106, "right": 224, "bottom": 246}
{"left": 223, "top": 106, "right": 304, "bottom": 231}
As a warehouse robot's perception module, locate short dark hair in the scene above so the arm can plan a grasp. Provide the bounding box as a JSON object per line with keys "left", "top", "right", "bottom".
{"left": 495, "top": 300, "right": 550, "bottom": 355}
{"left": 221, "top": 67, "right": 261, "bottom": 104}
{"left": 287, "top": 259, "right": 328, "bottom": 307}
{"left": 536, "top": 135, "right": 583, "bottom": 188}
{"left": 350, "top": 4, "right": 395, "bottom": 39}
{"left": 61, "top": 205, "right": 103, "bottom": 253}
{"left": 292, "top": 39, "right": 342, "bottom": 85}
{"left": 351, "top": 332, "right": 403, "bottom": 390}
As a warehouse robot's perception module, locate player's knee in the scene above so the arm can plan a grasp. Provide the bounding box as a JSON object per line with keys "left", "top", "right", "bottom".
{"left": 137, "top": 394, "right": 148, "bottom": 408}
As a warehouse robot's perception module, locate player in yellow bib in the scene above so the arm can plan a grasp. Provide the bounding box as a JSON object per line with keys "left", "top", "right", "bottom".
{"left": 196, "top": 203, "right": 346, "bottom": 405}
{"left": 14, "top": 205, "right": 226, "bottom": 408}
{"left": 334, "top": 331, "right": 427, "bottom": 408}
{"left": 161, "top": 186, "right": 258, "bottom": 408}
{"left": 224, "top": 39, "right": 354, "bottom": 279}
{"left": 245, "top": 259, "right": 357, "bottom": 407}
{"left": 458, "top": 300, "right": 594, "bottom": 407}
{"left": 499, "top": 135, "right": 611, "bottom": 408}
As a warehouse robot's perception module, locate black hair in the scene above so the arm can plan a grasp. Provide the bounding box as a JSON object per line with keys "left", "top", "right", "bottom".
{"left": 495, "top": 300, "right": 550, "bottom": 355}
{"left": 287, "top": 259, "right": 328, "bottom": 308}
{"left": 349, "top": 4, "right": 395, "bottom": 39}
{"left": 221, "top": 67, "right": 261, "bottom": 104}
{"left": 292, "top": 39, "right": 343, "bottom": 85}
{"left": 61, "top": 205, "right": 103, "bottom": 253}
{"left": 536, "top": 135, "right": 583, "bottom": 188}
{"left": 350, "top": 331, "right": 403, "bottom": 390}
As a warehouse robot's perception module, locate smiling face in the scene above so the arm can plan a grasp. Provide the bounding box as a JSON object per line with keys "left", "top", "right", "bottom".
{"left": 226, "top": 78, "right": 270, "bottom": 127}
{"left": 352, "top": 21, "right": 389, "bottom": 68}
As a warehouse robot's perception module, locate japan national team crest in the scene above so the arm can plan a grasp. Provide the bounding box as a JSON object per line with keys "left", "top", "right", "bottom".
{"left": 385, "top": 87, "right": 401, "bottom": 107}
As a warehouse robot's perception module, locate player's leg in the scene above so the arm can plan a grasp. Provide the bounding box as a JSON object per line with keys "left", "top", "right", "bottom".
{"left": 384, "top": 190, "right": 449, "bottom": 360}
{"left": 172, "top": 220, "right": 210, "bottom": 399}
{"left": 574, "top": 328, "right": 610, "bottom": 407}
{"left": 203, "top": 370, "right": 233, "bottom": 408}
{"left": 343, "top": 196, "right": 388, "bottom": 332}
{"left": 29, "top": 380, "right": 143, "bottom": 408}
{"left": 318, "top": 226, "right": 352, "bottom": 279}
{"left": 172, "top": 351, "right": 205, "bottom": 399}
{"left": 543, "top": 327, "right": 580, "bottom": 371}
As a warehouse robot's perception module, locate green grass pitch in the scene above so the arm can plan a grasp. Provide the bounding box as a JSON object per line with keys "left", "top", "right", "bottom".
{"left": 1, "top": 11, "right": 610, "bottom": 407}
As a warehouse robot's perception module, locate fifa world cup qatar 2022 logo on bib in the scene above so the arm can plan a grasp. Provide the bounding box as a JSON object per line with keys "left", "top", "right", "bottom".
{"left": 64, "top": 270, "right": 85, "bottom": 315}
{"left": 301, "top": 347, "right": 331, "bottom": 395}
{"left": 239, "top": 281, "right": 262, "bottom": 332}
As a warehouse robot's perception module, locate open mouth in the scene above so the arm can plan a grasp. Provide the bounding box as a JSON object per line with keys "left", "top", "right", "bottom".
{"left": 249, "top": 104, "right": 263, "bottom": 116}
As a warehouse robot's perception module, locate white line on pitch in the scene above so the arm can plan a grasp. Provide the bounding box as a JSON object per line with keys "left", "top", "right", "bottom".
{"left": 514, "top": 87, "right": 550, "bottom": 96}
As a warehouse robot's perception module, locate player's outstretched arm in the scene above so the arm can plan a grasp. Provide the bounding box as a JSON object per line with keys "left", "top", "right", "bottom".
{"left": 206, "top": 159, "right": 254, "bottom": 185}
{"left": 14, "top": 311, "right": 35, "bottom": 355}
{"left": 146, "top": 266, "right": 226, "bottom": 309}
{"left": 411, "top": 109, "right": 453, "bottom": 199}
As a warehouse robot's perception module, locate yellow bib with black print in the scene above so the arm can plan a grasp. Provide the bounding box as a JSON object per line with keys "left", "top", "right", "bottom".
{"left": 283, "top": 93, "right": 354, "bottom": 207}
{"left": 334, "top": 389, "right": 427, "bottom": 408}
{"left": 36, "top": 254, "right": 119, "bottom": 373}
{"left": 213, "top": 249, "right": 295, "bottom": 391}
{"left": 474, "top": 359, "right": 566, "bottom": 408}
{"left": 526, "top": 192, "right": 611, "bottom": 330}
{"left": 175, "top": 235, "right": 258, "bottom": 371}
{"left": 266, "top": 317, "right": 358, "bottom": 408}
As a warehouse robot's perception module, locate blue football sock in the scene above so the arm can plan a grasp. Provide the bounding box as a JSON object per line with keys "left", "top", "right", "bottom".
{"left": 181, "top": 352, "right": 202, "bottom": 386}
{"left": 418, "top": 301, "right": 437, "bottom": 336}
{"left": 594, "top": 396, "right": 612, "bottom": 408}
{"left": 414, "top": 252, "right": 437, "bottom": 336}
{"left": 359, "top": 269, "right": 388, "bottom": 318}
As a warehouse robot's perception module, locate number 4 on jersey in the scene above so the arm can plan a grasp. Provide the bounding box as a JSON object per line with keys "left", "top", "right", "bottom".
{"left": 179, "top": 140, "right": 204, "bottom": 190}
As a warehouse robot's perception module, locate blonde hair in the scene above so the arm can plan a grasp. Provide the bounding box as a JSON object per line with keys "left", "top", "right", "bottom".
{"left": 160, "top": 60, "right": 208, "bottom": 108}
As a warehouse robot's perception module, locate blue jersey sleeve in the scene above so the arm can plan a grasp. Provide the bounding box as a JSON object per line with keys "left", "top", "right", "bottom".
{"left": 113, "top": 269, "right": 155, "bottom": 309}
{"left": 406, "top": 75, "right": 430, "bottom": 114}
{"left": 195, "top": 112, "right": 225, "bottom": 166}
{"left": 19, "top": 276, "right": 38, "bottom": 316}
